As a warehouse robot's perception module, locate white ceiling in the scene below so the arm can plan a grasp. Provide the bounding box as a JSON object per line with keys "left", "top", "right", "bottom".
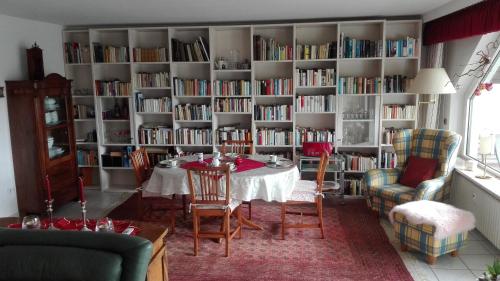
{"left": 0, "top": 0, "right": 455, "bottom": 26}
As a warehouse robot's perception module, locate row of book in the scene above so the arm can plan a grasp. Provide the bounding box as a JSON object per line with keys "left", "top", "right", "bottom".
{"left": 95, "top": 80, "right": 131, "bottom": 96}
{"left": 386, "top": 37, "right": 418, "bottom": 57}
{"left": 174, "top": 104, "right": 212, "bottom": 121}
{"left": 381, "top": 152, "right": 397, "bottom": 169}
{"left": 215, "top": 98, "right": 251, "bottom": 113}
{"left": 382, "top": 127, "right": 403, "bottom": 144}
{"left": 295, "top": 95, "right": 335, "bottom": 112}
{"left": 133, "top": 72, "right": 170, "bottom": 88}
{"left": 64, "top": 42, "right": 90, "bottom": 64}
{"left": 344, "top": 179, "right": 365, "bottom": 196}
{"left": 296, "top": 68, "right": 336, "bottom": 87}
{"left": 253, "top": 35, "right": 293, "bottom": 61}
{"left": 382, "top": 104, "right": 416, "bottom": 120}
{"left": 338, "top": 76, "right": 382, "bottom": 95}
{"left": 254, "top": 79, "right": 293, "bottom": 96}
{"left": 101, "top": 146, "right": 133, "bottom": 168}
{"left": 77, "top": 149, "right": 98, "bottom": 166}
{"left": 175, "top": 128, "right": 213, "bottom": 145}
{"left": 171, "top": 37, "right": 210, "bottom": 62}
{"left": 295, "top": 127, "right": 335, "bottom": 145}
{"left": 340, "top": 153, "right": 377, "bottom": 172}
{"left": 295, "top": 42, "right": 337, "bottom": 60}
{"left": 93, "top": 43, "right": 129, "bottom": 63}
{"left": 214, "top": 80, "right": 251, "bottom": 96}
{"left": 132, "top": 47, "right": 168, "bottom": 62}
{"left": 215, "top": 127, "right": 252, "bottom": 144}
{"left": 384, "top": 75, "right": 414, "bottom": 93}
{"left": 256, "top": 128, "right": 293, "bottom": 146}
{"left": 339, "top": 33, "right": 383, "bottom": 58}
{"left": 254, "top": 104, "right": 293, "bottom": 121}
{"left": 138, "top": 124, "right": 174, "bottom": 145}
{"left": 173, "top": 78, "right": 211, "bottom": 96}
{"left": 135, "top": 93, "right": 172, "bottom": 113}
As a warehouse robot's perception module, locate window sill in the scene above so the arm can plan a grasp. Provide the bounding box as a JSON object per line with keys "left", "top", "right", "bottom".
{"left": 454, "top": 160, "right": 500, "bottom": 201}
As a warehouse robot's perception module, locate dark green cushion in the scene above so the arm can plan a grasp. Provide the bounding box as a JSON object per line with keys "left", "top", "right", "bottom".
{"left": 0, "top": 228, "right": 152, "bottom": 281}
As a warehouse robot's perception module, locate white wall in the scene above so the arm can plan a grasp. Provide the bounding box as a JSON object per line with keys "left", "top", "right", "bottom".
{"left": 0, "top": 15, "right": 64, "bottom": 216}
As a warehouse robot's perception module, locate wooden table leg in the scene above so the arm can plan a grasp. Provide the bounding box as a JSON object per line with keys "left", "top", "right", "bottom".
{"left": 241, "top": 216, "right": 264, "bottom": 230}
{"left": 426, "top": 255, "right": 437, "bottom": 265}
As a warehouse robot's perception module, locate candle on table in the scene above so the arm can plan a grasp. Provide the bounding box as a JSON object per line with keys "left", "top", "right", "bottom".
{"left": 45, "top": 175, "right": 52, "bottom": 201}
{"left": 479, "top": 134, "right": 493, "bottom": 155}
{"left": 78, "top": 177, "right": 85, "bottom": 202}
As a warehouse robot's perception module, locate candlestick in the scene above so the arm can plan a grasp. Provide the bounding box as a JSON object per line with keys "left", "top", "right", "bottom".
{"left": 476, "top": 154, "right": 492, "bottom": 179}
{"left": 45, "top": 175, "right": 52, "bottom": 201}
{"left": 45, "top": 198, "right": 58, "bottom": 230}
{"left": 79, "top": 200, "right": 91, "bottom": 231}
{"left": 78, "top": 177, "right": 85, "bottom": 202}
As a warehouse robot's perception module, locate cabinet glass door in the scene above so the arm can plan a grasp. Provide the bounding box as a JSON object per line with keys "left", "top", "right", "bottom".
{"left": 341, "top": 96, "right": 378, "bottom": 146}
{"left": 44, "top": 95, "right": 71, "bottom": 160}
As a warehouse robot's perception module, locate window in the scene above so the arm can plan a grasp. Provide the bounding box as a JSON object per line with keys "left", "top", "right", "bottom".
{"left": 466, "top": 52, "right": 500, "bottom": 172}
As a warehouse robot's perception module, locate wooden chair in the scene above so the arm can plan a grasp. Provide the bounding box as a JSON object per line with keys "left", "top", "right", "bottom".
{"left": 187, "top": 165, "right": 242, "bottom": 257}
{"left": 221, "top": 140, "right": 254, "bottom": 219}
{"left": 281, "top": 151, "right": 329, "bottom": 239}
{"left": 130, "top": 148, "right": 185, "bottom": 233}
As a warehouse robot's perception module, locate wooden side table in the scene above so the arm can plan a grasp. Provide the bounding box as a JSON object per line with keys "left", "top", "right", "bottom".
{"left": 0, "top": 217, "right": 169, "bottom": 281}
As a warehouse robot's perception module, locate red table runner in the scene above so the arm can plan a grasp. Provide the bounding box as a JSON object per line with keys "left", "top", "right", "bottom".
{"left": 8, "top": 217, "right": 140, "bottom": 235}
{"left": 181, "top": 157, "right": 265, "bottom": 173}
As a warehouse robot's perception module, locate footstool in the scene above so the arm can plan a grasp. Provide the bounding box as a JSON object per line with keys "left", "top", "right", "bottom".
{"left": 389, "top": 200, "right": 475, "bottom": 265}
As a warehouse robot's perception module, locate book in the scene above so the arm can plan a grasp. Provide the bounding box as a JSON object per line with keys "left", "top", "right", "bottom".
{"left": 338, "top": 76, "right": 382, "bottom": 95}
{"left": 135, "top": 92, "right": 172, "bottom": 113}
{"left": 253, "top": 35, "right": 292, "bottom": 61}
{"left": 215, "top": 98, "right": 251, "bottom": 113}
{"left": 173, "top": 78, "right": 210, "bottom": 96}
{"left": 382, "top": 104, "right": 416, "bottom": 120}
{"left": 138, "top": 123, "right": 173, "bottom": 145}
{"left": 95, "top": 80, "right": 131, "bottom": 96}
{"left": 296, "top": 42, "right": 337, "bottom": 60}
{"left": 339, "top": 33, "right": 383, "bottom": 58}
{"left": 254, "top": 104, "right": 293, "bottom": 121}
{"left": 254, "top": 78, "right": 293, "bottom": 96}
{"left": 132, "top": 47, "right": 168, "bottom": 62}
{"left": 175, "top": 128, "right": 213, "bottom": 145}
{"left": 134, "top": 72, "right": 170, "bottom": 88}
{"left": 256, "top": 128, "right": 293, "bottom": 145}
{"left": 175, "top": 103, "right": 212, "bottom": 120}
{"left": 295, "top": 127, "right": 335, "bottom": 145}
{"left": 214, "top": 80, "right": 251, "bottom": 96}
{"left": 64, "top": 42, "right": 90, "bottom": 64}
{"left": 295, "top": 95, "right": 335, "bottom": 113}
{"left": 295, "top": 68, "right": 336, "bottom": 87}
{"left": 93, "top": 43, "right": 129, "bottom": 63}
{"left": 171, "top": 37, "right": 210, "bottom": 62}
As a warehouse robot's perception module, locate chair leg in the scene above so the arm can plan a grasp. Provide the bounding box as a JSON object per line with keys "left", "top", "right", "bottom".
{"left": 192, "top": 212, "right": 199, "bottom": 256}
{"left": 237, "top": 207, "right": 243, "bottom": 239}
{"left": 318, "top": 201, "right": 325, "bottom": 239}
{"left": 225, "top": 211, "right": 230, "bottom": 257}
{"left": 281, "top": 203, "right": 286, "bottom": 240}
{"left": 170, "top": 210, "right": 176, "bottom": 234}
{"left": 247, "top": 201, "right": 252, "bottom": 220}
{"left": 182, "top": 195, "right": 187, "bottom": 220}
{"left": 450, "top": 250, "right": 459, "bottom": 257}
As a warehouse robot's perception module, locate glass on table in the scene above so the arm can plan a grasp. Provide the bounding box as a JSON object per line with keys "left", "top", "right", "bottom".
{"left": 22, "top": 215, "right": 41, "bottom": 230}
{"left": 95, "top": 217, "right": 114, "bottom": 232}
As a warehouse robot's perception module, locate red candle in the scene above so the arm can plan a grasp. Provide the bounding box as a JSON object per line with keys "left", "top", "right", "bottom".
{"left": 45, "top": 175, "right": 52, "bottom": 201}
{"left": 78, "top": 177, "right": 85, "bottom": 202}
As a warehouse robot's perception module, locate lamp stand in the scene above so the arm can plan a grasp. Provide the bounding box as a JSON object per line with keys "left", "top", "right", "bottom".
{"left": 475, "top": 154, "right": 492, "bottom": 179}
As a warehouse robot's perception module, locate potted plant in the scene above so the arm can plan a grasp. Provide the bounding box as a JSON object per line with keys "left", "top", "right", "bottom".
{"left": 478, "top": 260, "right": 500, "bottom": 281}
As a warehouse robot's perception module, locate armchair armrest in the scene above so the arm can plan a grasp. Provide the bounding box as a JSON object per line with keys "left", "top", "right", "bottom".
{"left": 364, "top": 168, "right": 401, "bottom": 187}
{"left": 414, "top": 177, "right": 447, "bottom": 200}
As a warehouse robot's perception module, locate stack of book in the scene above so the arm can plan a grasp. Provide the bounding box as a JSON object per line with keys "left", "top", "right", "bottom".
{"left": 175, "top": 128, "right": 213, "bottom": 145}
{"left": 254, "top": 104, "right": 292, "bottom": 121}
{"left": 214, "top": 80, "right": 251, "bottom": 96}
{"left": 134, "top": 72, "right": 170, "bottom": 88}
{"left": 138, "top": 124, "right": 173, "bottom": 145}
{"left": 339, "top": 33, "right": 383, "bottom": 58}
{"left": 215, "top": 98, "right": 251, "bottom": 113}
{"left": 74, "top": 104, "right": 94, "bottom": 119}
{"left": 173, "top": 78, "right": 210, "bottom": 96}
{"left": 295, "top": 42, "right": 337, "bottom": 60}
{"left": 386, "top": 37, "right": 418, "bottom": 57}
{"left": 384, "top": 75, "right": 414, "bottom": 93}
{"left": 382, "top": 127, "right": 402, "bottom": 144}
{"left": 256, "top": 128, "right": 293, "bottom": 146}
{"left": 175, "top": 104, "right": 212, "bottom": 121}
{"left": 296, "top": 68, "right": 336, "bottom": 87}
{"left": 64, "top": 42, "right": 90, "bottom": 63}
{"left": 95, "top": 80, "right": 131, "bottom": 96}
{"left": 254, "top": 79, "right": 293, "bottom": 96}
{"left": 93, "top": 43, "right": 129, "bottom": 63}
{"left": 295, "top": 127, "right": 335, "bottom": 146}
{"left": 133, "top": 47, "right": 168, "bottom": 62}
{"left": 341, "top": 153, "right": 377, "bottom": 172}
{"left": 135, "top": 93, "right": 172, "bottom": 113}
{"left": 253, "top": 35, "right": 292, "bottom": 61}
{"left": 215, "top": 127, "right": 251, "bottom": 144}
{"left": 171, "top": 37, "right": 210, "bottom": 62}
{"left": 381, "top": 152, "right": 397, "bottom": 169}
{"left": 77, "top": 149, "right": 98, "bottom": 166}
{"left": 338, "top": 76, "right": 382, "bottom": 95}
{"left": 383, "top": 104, "right": 416, "bottom": 120}
{"left": 344, "top": 178, "right": 365, "bottom": 196}
{"left": 295, "top": 95, "right": 335, "bottom": 112}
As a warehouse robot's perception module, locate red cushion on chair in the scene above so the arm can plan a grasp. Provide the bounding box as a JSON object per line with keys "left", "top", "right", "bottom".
{"left": 302, "top": 142, "right": 333, "bottom": 157}
{"left": 399, "top": 156, "right": 439, "bottom": 188}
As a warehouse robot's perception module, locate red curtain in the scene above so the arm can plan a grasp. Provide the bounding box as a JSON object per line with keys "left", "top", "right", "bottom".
{"left": 424, "top": 0, "right": 500, "bottom": 46}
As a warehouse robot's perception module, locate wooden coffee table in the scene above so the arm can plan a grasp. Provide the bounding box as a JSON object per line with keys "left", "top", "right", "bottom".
{"left": 0, "top": 217, "right": 169, "bottom": 281}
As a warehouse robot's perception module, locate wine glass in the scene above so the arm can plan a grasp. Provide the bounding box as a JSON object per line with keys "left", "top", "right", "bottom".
{"left": 22, "top": 215, "right": 41, "bottom": 230}
{"left": 95, "top": 217, "right": 114, "bottom": 232}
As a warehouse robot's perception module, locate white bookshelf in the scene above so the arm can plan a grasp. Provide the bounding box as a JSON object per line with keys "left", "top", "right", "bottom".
{"left": 63, "top": 19, "right": 421, "bottom": 192}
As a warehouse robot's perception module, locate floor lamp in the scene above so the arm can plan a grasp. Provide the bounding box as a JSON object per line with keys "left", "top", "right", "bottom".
{"left": 407, "top": 68, "right": 456, "bottom": 128}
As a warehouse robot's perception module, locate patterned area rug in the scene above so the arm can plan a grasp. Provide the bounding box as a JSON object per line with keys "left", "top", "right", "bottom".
{"left": 109, "top": 197, "right": 413, "bottom": 281}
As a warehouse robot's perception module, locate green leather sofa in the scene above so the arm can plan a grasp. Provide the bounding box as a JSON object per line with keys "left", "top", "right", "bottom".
{"left": 0, "top": 228, "right": 152, "bottom": 281}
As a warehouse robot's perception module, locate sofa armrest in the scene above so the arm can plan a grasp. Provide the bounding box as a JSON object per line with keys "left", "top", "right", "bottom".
{"left": 364, "top": 168, "right": 401, "bottom": 187}
{"left": 414, "top": 177, "right": 447, "bottom": 200}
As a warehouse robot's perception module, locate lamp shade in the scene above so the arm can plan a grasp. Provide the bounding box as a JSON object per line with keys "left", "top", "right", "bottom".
{"left": 407, "top": 68, "right": 456, "bottom": 94}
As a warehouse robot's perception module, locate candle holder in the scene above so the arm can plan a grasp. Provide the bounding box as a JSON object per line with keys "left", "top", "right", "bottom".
{"left": 476, "top": 154, "right": 492, "bottom": 179}
{"left": 45, "top": 199, "right": 58, "bottom": 230}
{"left": 79, "top": 200, "right": 91, "bottom": 231}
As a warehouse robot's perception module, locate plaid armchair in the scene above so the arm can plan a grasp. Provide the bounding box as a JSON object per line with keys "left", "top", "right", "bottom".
{"left": 365, "top": 129, "right": 461, "bottom": 216}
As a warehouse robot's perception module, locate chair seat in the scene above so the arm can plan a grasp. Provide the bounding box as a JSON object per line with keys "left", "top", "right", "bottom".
{"left": 368, "top": 183, "right": 416, "bottom": 204}
{"left": 288, "top": 180, "right": 318, "bottom": 203}
{"left": 192, "top": 199, "right": 241, "bottom": 211}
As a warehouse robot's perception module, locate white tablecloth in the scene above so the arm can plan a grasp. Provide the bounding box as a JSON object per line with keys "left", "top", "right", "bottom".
{"left": 144, "top": 155, "right": 300, "bottom": 203}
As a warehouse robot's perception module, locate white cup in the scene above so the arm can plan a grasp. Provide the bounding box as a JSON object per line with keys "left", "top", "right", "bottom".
{"left": 270, "top": 155, "right": 278, "bottom": 163}
{"left": 212, "top": 158, "right": 220, "bottom": 167}
{"left": 196, "top": 152, "right": 204, "bottom": 163}
{"left": 213, "top": 151, "right": 221, "bottom": 159}
{"left": 45, "top": 112, "right": 52, "bottom": 124}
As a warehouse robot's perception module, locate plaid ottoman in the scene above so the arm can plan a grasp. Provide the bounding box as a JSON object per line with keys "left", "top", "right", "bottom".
{"left": 392, "top": 212, "right": 469, "bottom": 264}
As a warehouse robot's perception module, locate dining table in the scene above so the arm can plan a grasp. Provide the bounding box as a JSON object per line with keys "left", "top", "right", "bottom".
{"left": 144, "top": 154, "right": 300, "bottom": 230}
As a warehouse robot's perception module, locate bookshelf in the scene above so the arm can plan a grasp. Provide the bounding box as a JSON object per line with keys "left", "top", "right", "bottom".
{"left": 63, "top": 19, "right": 421, "bottom": 193}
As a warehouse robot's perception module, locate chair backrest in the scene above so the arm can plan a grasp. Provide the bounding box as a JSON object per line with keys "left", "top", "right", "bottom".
{"left": 186, "top": 165, "right": 231, "bottom": 206}
{"left": 393, "top": 129, "right": 462, "bottom": 177}
{"left": 0, "top": 228, "right": 152, "bottom": 281}
{"left": 221, "top": 140, "right": 254, "bottom": 155}
{"left": 316, "top": 151, "right": 330, "bottom": 193}
{"left": 130, "top": 148, "right": 150, "bottom": 189}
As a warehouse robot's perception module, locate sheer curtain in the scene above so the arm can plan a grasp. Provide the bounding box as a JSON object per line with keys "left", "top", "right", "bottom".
{"left": 418, "top": 43, "right": 445, "bottom": 128}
